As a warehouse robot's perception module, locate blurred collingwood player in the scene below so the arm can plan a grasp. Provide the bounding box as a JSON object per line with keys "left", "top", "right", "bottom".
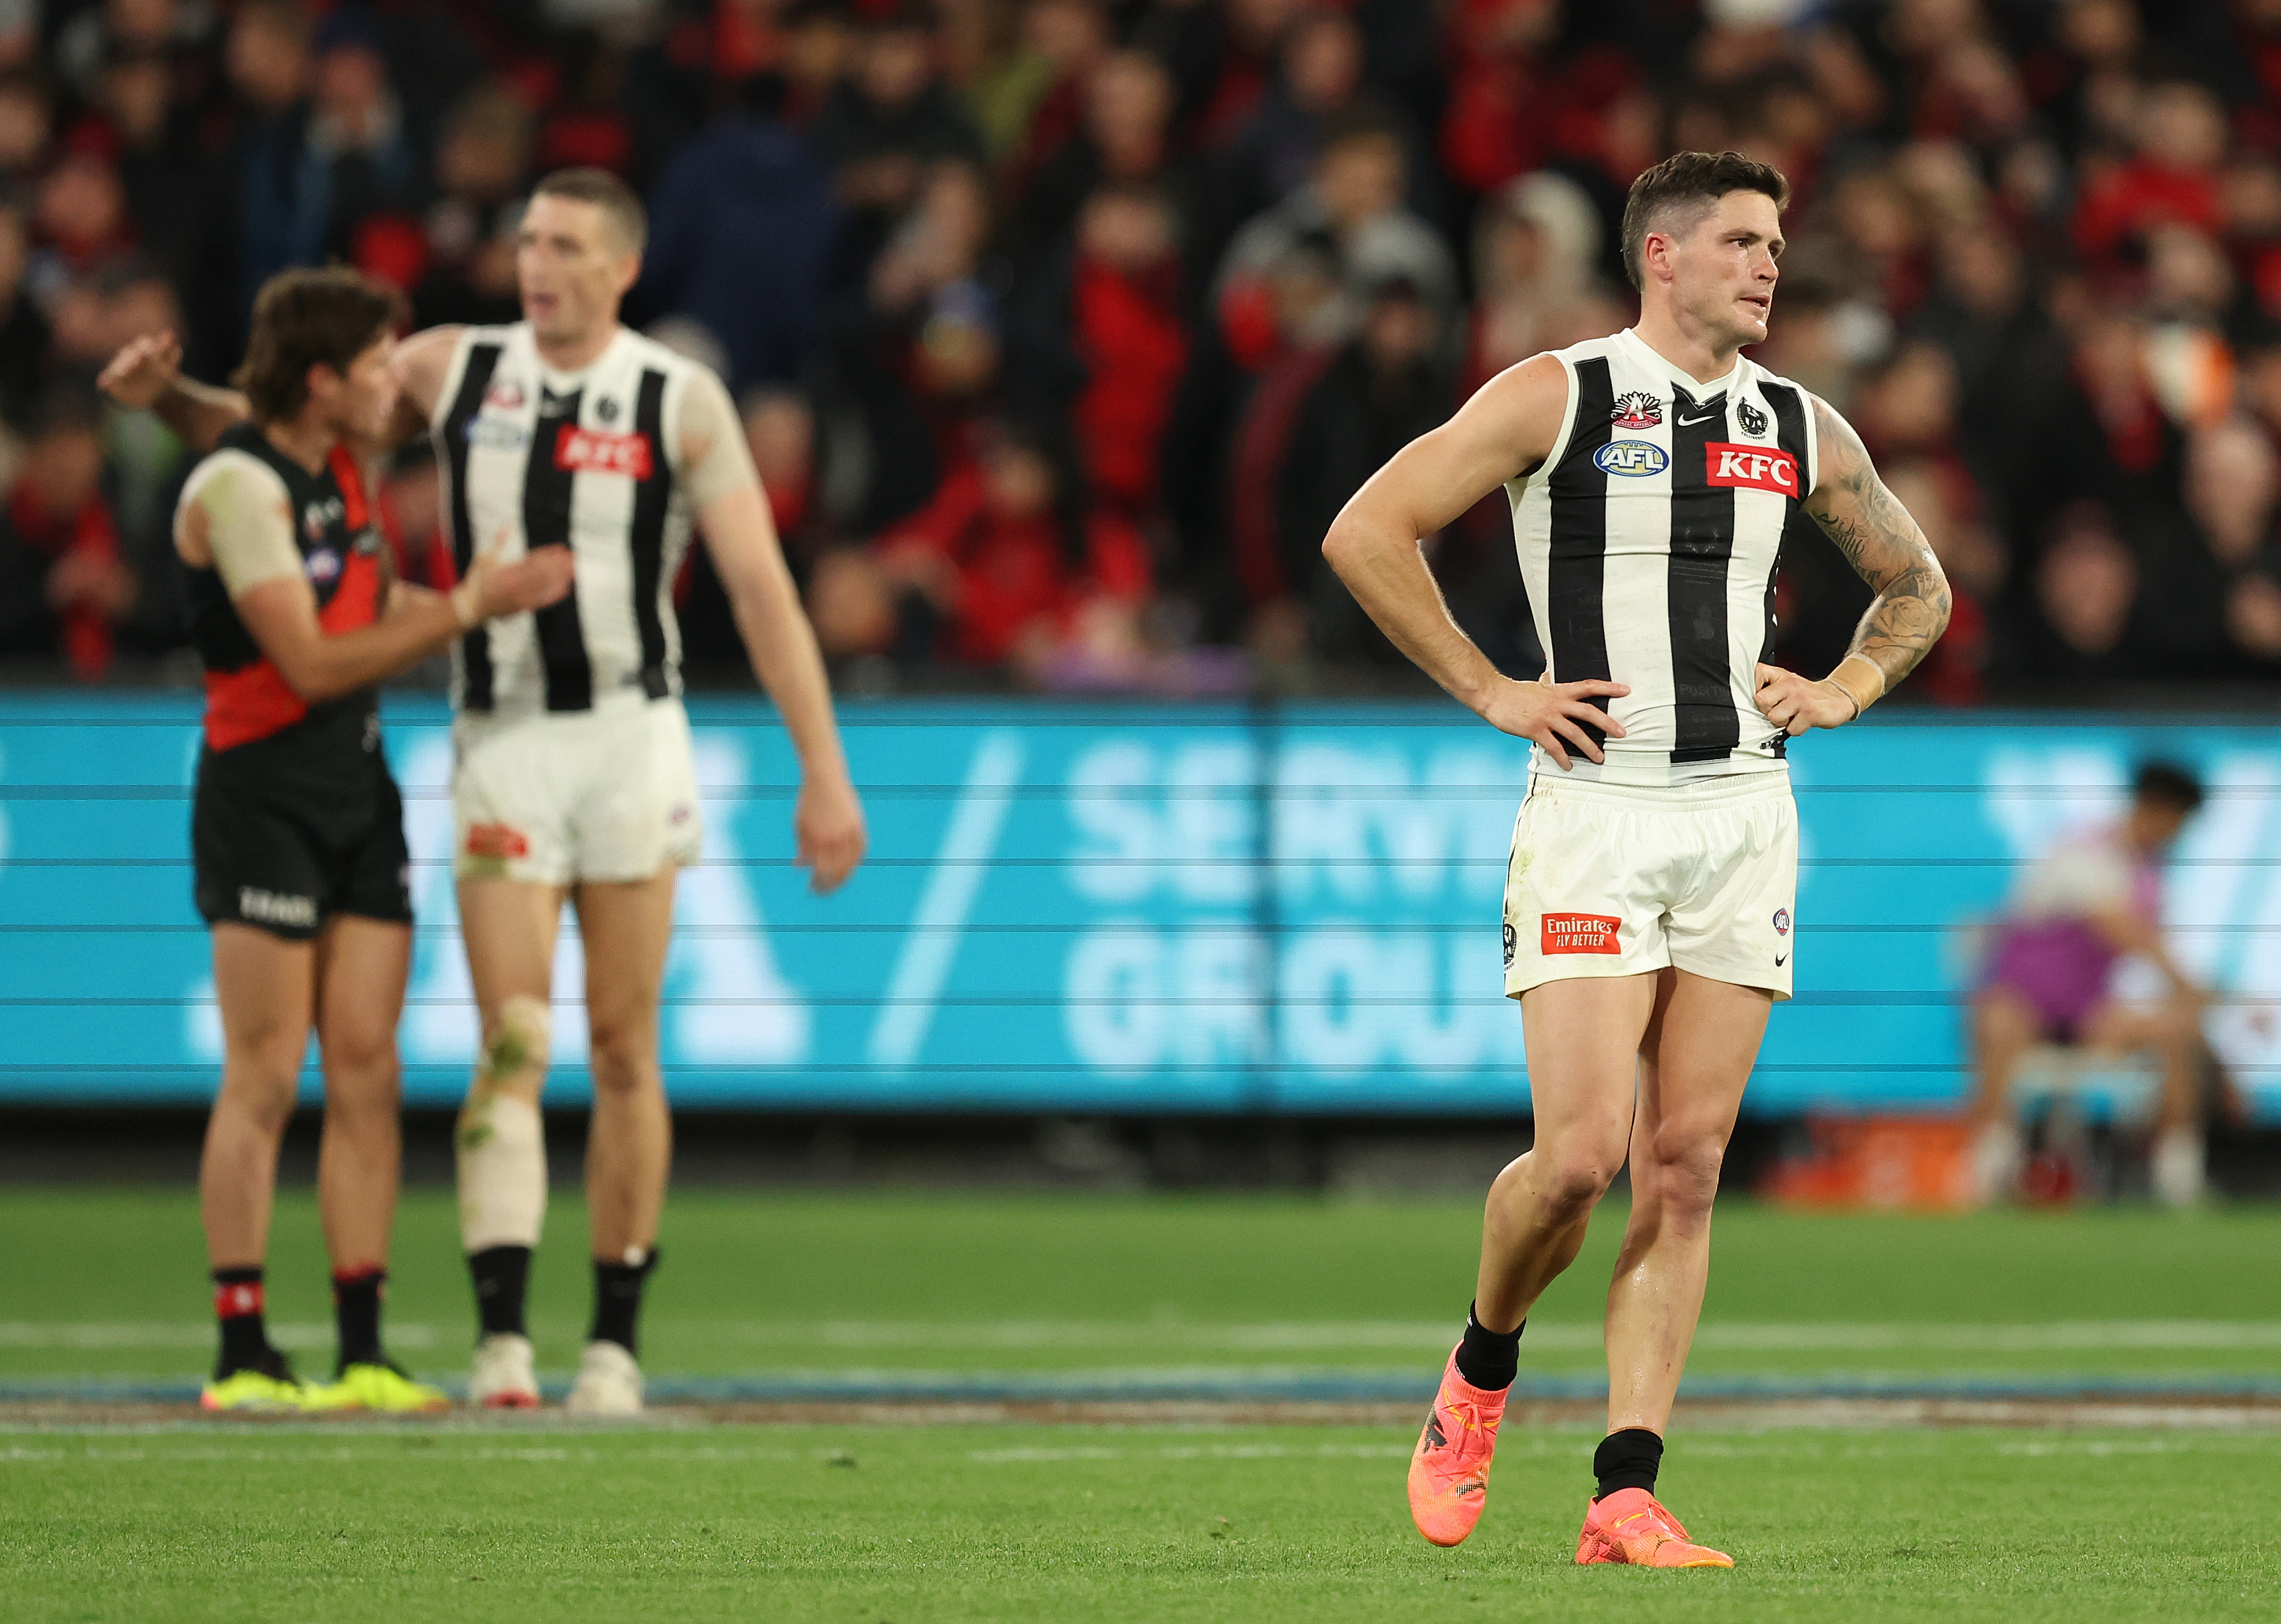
{"left": 162, "top": 268, "right": 571, "bottom": 1413}
{"left": 108, "top": 170, "right": 868, "bottom": 1413}
{"left": 1320, "top": 152, "right": 1950, "bottom": 1565}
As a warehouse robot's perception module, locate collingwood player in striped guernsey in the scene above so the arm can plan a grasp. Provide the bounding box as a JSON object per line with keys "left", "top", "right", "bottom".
{"left": 106, "top": 170, "right": 867, "bottom": 1416}
{"left": 1323, "top": 152, "right": 1950, "bottom": 1567}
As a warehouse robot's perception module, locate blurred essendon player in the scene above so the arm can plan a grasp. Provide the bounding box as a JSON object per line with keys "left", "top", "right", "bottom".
{"left": 173, "top": 269, "right": 571, "bottom": 1413}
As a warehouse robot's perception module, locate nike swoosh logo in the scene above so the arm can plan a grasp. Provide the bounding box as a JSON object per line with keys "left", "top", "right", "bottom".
{"left": 1676, "top": 410, "right": 1724, "bottom": 426}
{"left": 1775, "top": 953, "right": 1789, "bottom": 967}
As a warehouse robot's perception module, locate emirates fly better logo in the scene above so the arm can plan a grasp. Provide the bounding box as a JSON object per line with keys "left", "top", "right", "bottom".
{"left": 1541, "top": 912, "right": 1622, "bottom": 955}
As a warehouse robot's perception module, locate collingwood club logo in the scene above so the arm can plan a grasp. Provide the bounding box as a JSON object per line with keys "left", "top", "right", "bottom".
{"left": 1738, "top": 399, "right": 1768, "bottom": 437}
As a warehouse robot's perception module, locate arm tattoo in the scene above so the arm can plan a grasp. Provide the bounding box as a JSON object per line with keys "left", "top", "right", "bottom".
{"left": 1804, "top": 396, "right": 1953, "bottom": 690}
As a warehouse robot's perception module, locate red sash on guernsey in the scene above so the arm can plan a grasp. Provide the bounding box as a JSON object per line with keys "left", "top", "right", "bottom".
{"left": 202, "top": 446, "right": 384, "bottom": 751}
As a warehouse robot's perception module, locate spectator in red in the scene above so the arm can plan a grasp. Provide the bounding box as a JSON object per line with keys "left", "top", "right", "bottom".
{"left": 857, "top": 419, "right": 1151, "bottom": 667}
{"left": 1068, "top": 184, "right": 1187, "bottom": 513}
{"left": 1437, "top": 0, "right": 1561, "bottom": 197}
{"left": 1179, "top": 0, "right": 1309, "bottom": 152}
{"left": 0, "top": 387, "right": 136, "bottom": 679}
{"left": 994, "top": 0, "right": 1112, "bottom": 187}
{"left": 1009, "top": 49, "right": 1187, "bottom": 274}
{"left": 1005, "top": 181, "right": 1191, "bottom": 517}
{"left": 2020, "top": 307, "right": 2182, "bottom": 541}
{"left": 2074, "top": 80, "right": 2228, "bottom": 263}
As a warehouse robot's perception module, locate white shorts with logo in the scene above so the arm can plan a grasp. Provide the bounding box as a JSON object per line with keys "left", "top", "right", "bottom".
{"left": 452, "top": 695, "right": 704, "bottom": 886}
{"left": 1501, "top": 768, "right": 1797, "bottom": 1002}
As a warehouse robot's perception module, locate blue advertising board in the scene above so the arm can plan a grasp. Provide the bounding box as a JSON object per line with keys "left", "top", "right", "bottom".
{"left": 1, "top": 693, "right": 2276, "bottom": 1116}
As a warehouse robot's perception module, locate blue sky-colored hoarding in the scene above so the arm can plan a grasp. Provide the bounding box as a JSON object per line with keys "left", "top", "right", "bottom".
{"left": 1, "top": 694, "right": 2275, "bottom": 1118}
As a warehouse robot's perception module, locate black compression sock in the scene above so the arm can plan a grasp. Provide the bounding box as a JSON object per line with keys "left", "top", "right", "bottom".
{"left": 331, "top": 1267, "right": 385, "bottom": 1373}
{"left": 590, "top": 1250, "right": 659, "bottom": 1356}
{"left": 212, "top": 1267, "right": 270, "bottom": 1379}
{"left": 1452, "top": 1303, "right": 1524, "bottom": 1391}
{"left": 1593, "top": 1428, "right": 1665, "bottom": 1500}
{"left": 469, "top": 1245, "right": 532, "bottom": 1339}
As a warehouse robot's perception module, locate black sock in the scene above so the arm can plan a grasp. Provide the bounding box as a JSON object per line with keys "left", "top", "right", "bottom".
{"left": 332, "top": 1267, "right": 385, "bottom": 1373}
{"left": 1593, "top": 1428, "right": 1664, "bottom": 1500}
{"left": 212, "top": 1266, "right": 271, "bottom": 1379}
{"left": 589, "top": 1250, "right": 659, "bottom": 1356}
{"left": 1453, "top": 1303, "right": 1524, "bottom": 1391}
{"left": 469, "top": 1245, "right": 532, "bottom": 1339}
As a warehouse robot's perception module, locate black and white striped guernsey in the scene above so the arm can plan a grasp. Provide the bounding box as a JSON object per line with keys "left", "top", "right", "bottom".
{"left": 1508, "top": 327, "right": 1819, "bottom": 786}
{"left": 431, "top": 323, "right": 720, "bottom": 716}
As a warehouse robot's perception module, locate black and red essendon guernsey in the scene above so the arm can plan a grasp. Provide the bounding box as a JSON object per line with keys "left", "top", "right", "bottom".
{"left": 184, "top": 422, "right": 385, "bottom": 754}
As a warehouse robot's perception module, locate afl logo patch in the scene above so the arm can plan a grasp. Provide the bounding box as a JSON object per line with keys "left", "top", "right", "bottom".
{"left": 1773, "top": 908, "right": 1791, "bottom": 936}
{"left": 304, "top": 547, "right": 342, "bottom": 583}
{"left": 1595, "top": 440, "right": 1667, "bottom": 478}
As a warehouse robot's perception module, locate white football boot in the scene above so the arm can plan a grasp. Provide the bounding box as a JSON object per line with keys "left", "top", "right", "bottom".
{"left": 564, "top": 1340, "right": 645, "bottom": 1416}
{"left": 468, "top": 1332, "right": 541, "bottom": 1410}
{"left": 1967, "top": 1119, "right": 2024, "bottom": 1207}
{"left": 2151, "top": 1127, "right": 2208, "bottom": 1208}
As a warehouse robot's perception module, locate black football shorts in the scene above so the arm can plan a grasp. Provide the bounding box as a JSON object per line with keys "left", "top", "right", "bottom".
{"left": 191, "top": 740, "right": 413, "bottom": 942}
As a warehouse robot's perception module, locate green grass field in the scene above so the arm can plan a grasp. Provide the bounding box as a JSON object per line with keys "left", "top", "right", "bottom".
{"left": 7, "top": 1421, "right": 2278, "bottom": 1622}
{"left": 6, "top": 1188, "right": 2281, "bottom": 1622}
{"left": 4, "top": 1189, "right": 2280, "bottom": 1389}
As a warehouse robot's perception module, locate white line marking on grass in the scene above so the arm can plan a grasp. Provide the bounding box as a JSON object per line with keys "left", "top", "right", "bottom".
{"left": 679, "top": 1319, "right": 2281, "bottom": 1353}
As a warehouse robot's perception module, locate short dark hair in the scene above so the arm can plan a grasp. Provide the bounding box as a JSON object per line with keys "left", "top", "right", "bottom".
{"left": 233, "top": 266, "right": 397, "bottom": 424}
{"left": 532, "top": 167, "right": 647, "bottom": 254}
{"left": 2133, "top": 761, "right": 2205, "bottom": 816}
{"left": 1620, "top": 149, "right": 1792, "bottom": 291}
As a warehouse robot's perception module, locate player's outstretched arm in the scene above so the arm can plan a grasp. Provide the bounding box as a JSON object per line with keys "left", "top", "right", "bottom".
{"left": 181, "top": 470, "right": 573, "bottom": 701}
{"left": 699, "top": 482, "right": 868, "bottom": 893}
{"left": 1320, "top": 355, "right": 1629, "bottom": 769}
{"left": 97, "top": 332, "right": 249, "bottom": 454}
{"left": 99, "top": 325, "right": 465, "bottom": 457}
{"left": 1756, "top": 396, "right": 1954, "bottom": 735}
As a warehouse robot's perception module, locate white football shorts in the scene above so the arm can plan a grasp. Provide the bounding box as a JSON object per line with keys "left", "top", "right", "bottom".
{"left": 1501, "top": 767, "right": 1797, "bottom": 1001}
{"left": 451, "top": 694, "right": 704, "bottom": 887}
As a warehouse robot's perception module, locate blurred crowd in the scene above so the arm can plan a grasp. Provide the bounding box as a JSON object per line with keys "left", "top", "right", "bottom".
{"left": 5, "top": 0, "right": 2281, "bottom": 698}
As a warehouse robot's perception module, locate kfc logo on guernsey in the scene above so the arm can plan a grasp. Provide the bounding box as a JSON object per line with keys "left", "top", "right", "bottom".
{"left": 555, "top": 423, "right": 654, "bottom": 479}
{"left": 1706, "top": 443, "right": 1800, "bottom": 495}
{"left": 1541, "top": 912, "right": 1622, "bottom": 954}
